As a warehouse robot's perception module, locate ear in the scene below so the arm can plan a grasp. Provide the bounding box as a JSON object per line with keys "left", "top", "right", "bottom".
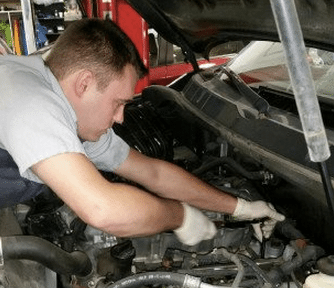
{"left": 74, "top": 70, "right": 95, "bottom": 97}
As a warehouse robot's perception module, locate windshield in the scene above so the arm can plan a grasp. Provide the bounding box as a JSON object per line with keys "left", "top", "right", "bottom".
{"left": 228, "top": 41, "right": 334, "bottom": 100}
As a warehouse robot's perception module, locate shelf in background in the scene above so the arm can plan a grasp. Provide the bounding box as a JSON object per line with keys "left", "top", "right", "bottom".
{"left": 0, "top": 10, "right": 22, "bottom": 13}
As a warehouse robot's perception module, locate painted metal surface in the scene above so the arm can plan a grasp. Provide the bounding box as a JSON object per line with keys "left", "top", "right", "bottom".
{"left": 80, "top": 0, "right": 234, "bottom": 91}
{"left": 113, "top": 0, "right": 149, "bottom": 93}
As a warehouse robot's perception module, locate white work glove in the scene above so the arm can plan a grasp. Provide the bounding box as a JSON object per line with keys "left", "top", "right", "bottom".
{"left": 174, "top": 203, "right": 217, "bottom": 246}
{"left": 232, "top": 198, "right": 285, "bottom": 242}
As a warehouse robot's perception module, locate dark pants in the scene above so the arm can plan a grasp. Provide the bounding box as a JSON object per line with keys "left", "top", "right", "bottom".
{"left": 0, "top": 148, "right": 47, "bottom": 208}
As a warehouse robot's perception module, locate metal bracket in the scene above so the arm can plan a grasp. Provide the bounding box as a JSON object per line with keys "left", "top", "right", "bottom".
{"left": 183, "top": 274, "right": 201, "bottom": 288}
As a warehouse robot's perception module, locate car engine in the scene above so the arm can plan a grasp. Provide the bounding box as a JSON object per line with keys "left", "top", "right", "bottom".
{"left": 0, "top": 93, "right": 330, "bottom": 288}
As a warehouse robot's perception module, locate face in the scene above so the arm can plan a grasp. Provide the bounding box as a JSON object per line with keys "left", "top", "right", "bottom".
{"left": 76, "top": 64, "right": 138, "bottom": 142}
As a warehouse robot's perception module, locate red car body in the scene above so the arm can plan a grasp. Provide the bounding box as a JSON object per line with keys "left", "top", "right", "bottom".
{"left": 81, "top": 0, "right": 234, "bottom": 93}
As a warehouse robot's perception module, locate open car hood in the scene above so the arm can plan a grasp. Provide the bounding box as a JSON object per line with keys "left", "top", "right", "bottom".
{"left": 126, "top": 0, "right": 334, "bottom": 64}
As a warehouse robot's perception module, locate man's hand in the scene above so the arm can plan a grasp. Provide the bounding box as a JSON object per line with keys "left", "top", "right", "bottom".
{"left": 174, "top": 203, "right": 217, "bottom": 246}
{"left": 232, "top": 198, "right": 285, "bottom": 241}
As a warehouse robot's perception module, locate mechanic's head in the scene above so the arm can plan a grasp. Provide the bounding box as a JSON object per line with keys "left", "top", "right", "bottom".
{"left": 45, "top": 18, "right": 148, "bottom": 142}
{"left": 45, "top": 18, "right": 148, "bottom": 91}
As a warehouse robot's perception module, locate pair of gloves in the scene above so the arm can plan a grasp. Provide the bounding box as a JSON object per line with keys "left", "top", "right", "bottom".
{"left": 174, "top": 198, "right": 285, "bottom": 246}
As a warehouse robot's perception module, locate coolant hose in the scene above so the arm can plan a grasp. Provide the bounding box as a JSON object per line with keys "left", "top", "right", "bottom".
{"left": 107, "top": 272, "right": 186, "bottom": 288}
{"left": 267, "top": 244, "right": 324, "bottom": 286}
{"left": 275, "top": 219, "right": 305, "bottom": 240}
{"left": 1, "top": 236, "right": 92, "bottom": 277}
{"left": 238, "top": 254, "right": 274, "bottom": 287}
{"left": 107, "top": 272, "right": 232, "bottom": 288}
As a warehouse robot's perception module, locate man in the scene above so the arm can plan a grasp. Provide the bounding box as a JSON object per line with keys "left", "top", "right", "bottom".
{"left": 0, "top": 18, "right": 284, "bottom": 246}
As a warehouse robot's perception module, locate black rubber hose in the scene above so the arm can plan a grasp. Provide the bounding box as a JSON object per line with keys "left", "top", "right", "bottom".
{"left": 275, "top": 219, "right": 305, "bottom": 240}
{"left": 2, "top": 236, "right": 92, "bottom": 277}
{"left": 267, "top": 244, "right": 325, "bottom": 286}
{"left": 192, "top": 157, "right": 264, "bottom": 180}
{"left": 318, "top": 162, "right": 334, "bottom": 219}
{"left": 107, "top": 272, "right": 187, "bottom": 288}
{"left": 238, "top": 254, "right": 274, "bottom": 287}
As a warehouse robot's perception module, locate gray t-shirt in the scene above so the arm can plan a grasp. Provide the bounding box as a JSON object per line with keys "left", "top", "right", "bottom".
{"left": 0, "top": 55, "right": 130, "bottom": 183}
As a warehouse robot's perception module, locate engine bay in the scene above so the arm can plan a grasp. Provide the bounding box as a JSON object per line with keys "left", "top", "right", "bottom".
{"left": 0, "top": 174, "right": 325, "bottom": 288}
{"left": 2, "top": 0, "right": 334, "bottom": 285}
{"left": 1, "top": 64, "right": 334, "bottom": 288}
{"left": 0, "top": 81, "right": 331, "bottom": 287}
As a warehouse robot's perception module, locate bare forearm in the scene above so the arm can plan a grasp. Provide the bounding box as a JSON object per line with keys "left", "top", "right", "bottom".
{"left": 139, "top": 160, "right": 237, "bottom": 214}
{"left": 115, "top": 150, "right": 285, "bottom": 244}
{"left": 93, "top": 182, "right": 184, "bottom": 237}
{"left": 32, "top": 152, "right": 184, "bottom": 238}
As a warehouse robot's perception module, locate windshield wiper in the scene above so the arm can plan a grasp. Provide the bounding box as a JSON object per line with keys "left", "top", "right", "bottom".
{"left": 219, "top": 66, "right": 270, "bottom": 117}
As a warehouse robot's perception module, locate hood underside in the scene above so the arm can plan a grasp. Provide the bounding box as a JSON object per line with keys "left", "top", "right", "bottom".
{"left": 126, "top": 0, "right": 334, "bottom": 58}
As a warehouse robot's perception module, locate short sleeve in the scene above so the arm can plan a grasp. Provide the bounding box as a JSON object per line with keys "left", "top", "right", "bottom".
{"left": 83, "top": 129, "right": 130, "bottom": 172}
{"left": 0, "top": 70, "right": 85, "bottom": 183}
